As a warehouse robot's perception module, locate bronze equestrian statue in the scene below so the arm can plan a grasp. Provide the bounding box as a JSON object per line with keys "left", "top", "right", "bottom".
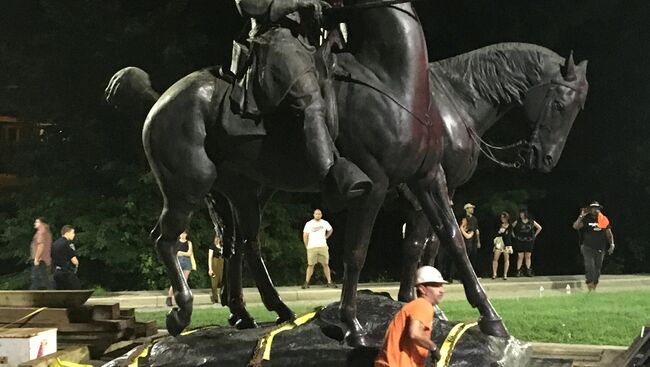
{"left": 111, "top": 0, "right": 517, "bottom": 345}
{"left": 107, "top": 37, "right": 587, "bottom": 345}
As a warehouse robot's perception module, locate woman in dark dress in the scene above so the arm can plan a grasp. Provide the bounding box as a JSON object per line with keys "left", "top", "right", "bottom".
{"left": 512, "top": 209, "right": 542, "bottom": 277}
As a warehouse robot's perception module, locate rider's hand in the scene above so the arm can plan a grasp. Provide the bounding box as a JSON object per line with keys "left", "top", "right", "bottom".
{"left": 296, "top": 0, "right": 331, "bottom": 22}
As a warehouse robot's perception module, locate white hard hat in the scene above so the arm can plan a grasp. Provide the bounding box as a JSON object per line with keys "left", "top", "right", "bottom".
{"left": 415, "top": 266, "right": 448, "bottom": 285}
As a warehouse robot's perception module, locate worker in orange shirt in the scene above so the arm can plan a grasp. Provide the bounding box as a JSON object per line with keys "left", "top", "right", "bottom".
{"left": 375, "top": 266, "right": 446, "bottom": 367}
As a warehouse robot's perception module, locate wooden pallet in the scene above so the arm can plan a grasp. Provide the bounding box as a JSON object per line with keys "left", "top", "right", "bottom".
{"left": 0, "top": 304, "right": 157, "bottom": 359}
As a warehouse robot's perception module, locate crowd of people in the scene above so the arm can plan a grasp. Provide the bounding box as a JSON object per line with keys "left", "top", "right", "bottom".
{"left": 27, "top": 200, "right": 614, "bottom": 302}
{"left": 439, "top": 201, "right": 614, "bottom": 289}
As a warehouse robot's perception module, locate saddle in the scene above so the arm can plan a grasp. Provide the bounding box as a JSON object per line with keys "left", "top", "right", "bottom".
{"left": 222, "top": 29, "right": 343, "bottom": 138}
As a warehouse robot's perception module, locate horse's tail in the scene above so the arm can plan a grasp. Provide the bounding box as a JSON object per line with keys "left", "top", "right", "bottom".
{"left": 105, "top": 67, "right": 161, "bottom": 121}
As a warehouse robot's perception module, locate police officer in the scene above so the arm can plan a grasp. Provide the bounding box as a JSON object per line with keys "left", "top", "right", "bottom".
{"left": 52, "top": 225, "right": 81, "bottom": 290}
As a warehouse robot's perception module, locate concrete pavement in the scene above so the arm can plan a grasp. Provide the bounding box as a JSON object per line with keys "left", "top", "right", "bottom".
{"left": 87, "top": 274, "right": 650, "bottom": 310}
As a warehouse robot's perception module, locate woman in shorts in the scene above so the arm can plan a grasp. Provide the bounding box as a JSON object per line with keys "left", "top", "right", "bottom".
{"left": 166, "top": 231, "right": 194, "bottom": 306}
{"left": 492, "top": 211, "right": 513, "bottom": 280}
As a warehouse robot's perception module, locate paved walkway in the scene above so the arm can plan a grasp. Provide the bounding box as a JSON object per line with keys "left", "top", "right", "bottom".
{"left": 87, "top": 274, "right": 650, "bottom": 310}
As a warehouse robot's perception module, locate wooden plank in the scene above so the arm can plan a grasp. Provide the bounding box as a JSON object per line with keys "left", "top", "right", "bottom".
{"left": 57, "top": 329, "right": 128, "bottom": 342}
{"left": 0, "top": 307, "right": 71, "bottom": 325}
{"left": 134, "top": 321, "right": 158, "bottom": 337}
{"left": 91, "top": 304, "right": 120, "bottom": 320}
{"left": 119, "top": 308, "right": 135, "bottom": 318}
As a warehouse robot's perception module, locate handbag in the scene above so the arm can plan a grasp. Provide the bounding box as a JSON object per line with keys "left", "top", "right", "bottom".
{"left": 493, "top": 236, "right": 505, "bottom": 250}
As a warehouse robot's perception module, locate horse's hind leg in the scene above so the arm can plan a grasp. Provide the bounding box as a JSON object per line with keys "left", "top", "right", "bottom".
{"left": 148, "top": 136, "right": 217, "bottom": 336}
{"left": 409, "top": 165, "right": 508, "bottom": 337}
{"left": 226, "top": 182, "right": 295, "bottom": 326}
{"left": 397, "top": 209, "right": 431, "bottom": 302}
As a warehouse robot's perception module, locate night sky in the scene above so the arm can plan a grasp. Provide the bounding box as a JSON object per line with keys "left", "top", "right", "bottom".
{"left": 1, "top": 1, "right": 649, "bottom": 280}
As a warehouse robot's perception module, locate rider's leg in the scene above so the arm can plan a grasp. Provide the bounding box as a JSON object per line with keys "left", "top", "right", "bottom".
{"left": 288, "top": 72, "right": 372, "bottom": 198}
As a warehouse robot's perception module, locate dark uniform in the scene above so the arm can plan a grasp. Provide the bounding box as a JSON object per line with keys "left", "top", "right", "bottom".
{"left": 235, "top": 0, "right": 370, "bottom": 198}
{"left": 52, "top": 237, "right": 81, "bottom": 290}
{"left": 578, "top": 214, "right": 610, "bottom": 286}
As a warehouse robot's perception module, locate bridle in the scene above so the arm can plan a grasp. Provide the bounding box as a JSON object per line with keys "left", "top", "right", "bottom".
{"left": 465, "top": 79, "right": 584, "bottom": 169}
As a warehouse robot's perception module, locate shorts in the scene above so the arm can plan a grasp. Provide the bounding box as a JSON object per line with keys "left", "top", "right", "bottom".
{"left": 494, "top": 246, "right": 513, "bottom": 254}
{"left": 177, "top": 256, "right": 192, "bottom": 271}
{"left": 307, "top": 246, "right": 329, "bottom": 266}
{"left": 516, "top": 240, "right": 535, "bottom": 253}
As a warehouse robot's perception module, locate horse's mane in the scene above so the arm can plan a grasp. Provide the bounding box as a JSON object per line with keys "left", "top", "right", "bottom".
{"left": 430, "top": 43, "right": 565, "bottom": 105}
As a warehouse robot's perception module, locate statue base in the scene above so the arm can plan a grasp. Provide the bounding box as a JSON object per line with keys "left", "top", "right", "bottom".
{"left": 126, "top": 291, "right": 530, "bottom": 366}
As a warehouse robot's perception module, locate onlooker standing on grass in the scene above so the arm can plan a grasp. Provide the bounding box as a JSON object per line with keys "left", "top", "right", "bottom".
{"left": 302, "top": 209, "right": 336, "bottom": 289}
{"left": 52, "top": 225, "right": 81, "bottom": 290}
{"left": 492, "top": 212, "right": 513, "bottom": 280}
{"left": 166, "top": 231, "right": 193, "bottom": 307}
{"left": 375, "top": 266, "right": 445, "bottom": 367}
{"left": 460, "top": 203, "right": 481, "bottom": 274}
{"left": 30, "top": 217, "right": 53, "bottom": 290}
{"left": 208, "top": 235, "right": 225, "bottom": 304}
{"left": 512, "top": 209, "right": 542, "bottom": 277}
{"left": 573, "top": 201, "right": 615, "bottom": 291}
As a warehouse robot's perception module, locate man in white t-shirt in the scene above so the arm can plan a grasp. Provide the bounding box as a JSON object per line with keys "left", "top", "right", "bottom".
{"left": 302, "top": 209, "right": 337, "bottom": 289}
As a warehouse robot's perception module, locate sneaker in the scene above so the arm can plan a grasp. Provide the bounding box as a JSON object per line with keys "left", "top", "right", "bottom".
{"left": 503, "top": 276, "right": 508, "bottom": 280}
{"left": 526, "top": 268, "right": 534, "bottom": 277}
{"left": 326, "top": 282, "right": 338, "bottom": 288}
{"left": 301, "top": 282, "right": 310, "bottom": 289}
{"left": 516, "top": 269, "right": 524, "bottom": 277}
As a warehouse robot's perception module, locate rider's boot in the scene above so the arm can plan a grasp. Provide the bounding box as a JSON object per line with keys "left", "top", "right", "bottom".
{"left": 295, "top": 74, "right": 372, "bottom": 198}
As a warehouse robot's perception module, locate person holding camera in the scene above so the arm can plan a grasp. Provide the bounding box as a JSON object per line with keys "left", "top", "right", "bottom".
{"left": 573, "top": 201, "right": 615, "bottom": 291}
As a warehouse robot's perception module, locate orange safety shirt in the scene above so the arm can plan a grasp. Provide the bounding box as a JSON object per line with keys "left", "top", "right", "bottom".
{"left": 375, "top": 297, "right": 434, "bottom": 367}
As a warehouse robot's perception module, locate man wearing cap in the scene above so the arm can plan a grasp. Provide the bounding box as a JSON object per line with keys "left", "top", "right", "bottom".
{"left": 460, "top": 203, "right": 481, "bottom": 274}
{"left": 375, "top": 266, "right": 445, "bottom": 367}
{"left": 572, "top": 201, "right": 615, "bottom": 291}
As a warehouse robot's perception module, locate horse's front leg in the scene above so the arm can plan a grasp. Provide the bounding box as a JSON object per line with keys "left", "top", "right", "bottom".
{"left": 340, "top": 175, "right": 388, "bottom": 347}
{"left": 409, "top": 165, "right": 508, "bottom": 337}
{"left": 398, "top": 208, "right": 430, "bottom": 302}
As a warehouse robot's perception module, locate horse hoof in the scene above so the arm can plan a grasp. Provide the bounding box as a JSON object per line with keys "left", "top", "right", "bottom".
{"left": 227, "top": 313, "right": 238, "bottom": 326}
{"left": 344, "top": 330, "right": 369, "bottom": 347}
{"left": 166, "top": 308, "right": 190, "bottom": 336}
{"left": 275, "top": 304, "right": 296, "bottom": 324}
{"left": 275, "top": 313, "right": 295, "bottom": 325}
{"left": 478, "top": 317, "right": 509, "bottom": 338}
{"left": 235, "top": 317, "right": 258, "bottom": 329}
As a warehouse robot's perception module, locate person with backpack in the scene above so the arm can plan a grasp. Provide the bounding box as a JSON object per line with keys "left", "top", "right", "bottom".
{"left": 512, "top": 209, "right": 542, "bottom": 277}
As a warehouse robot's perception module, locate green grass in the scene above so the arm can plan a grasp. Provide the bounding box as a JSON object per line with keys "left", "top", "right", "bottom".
{"left": 137, "top": 290, "right": 650, "bottom": 346}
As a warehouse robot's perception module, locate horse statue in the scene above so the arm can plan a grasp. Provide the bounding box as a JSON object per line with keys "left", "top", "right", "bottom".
{"left": 108, "top": 0, "right": 514, "bottom": 345}
{"left": 395, "top": 43, "right": 589, "bottom": 301}
{"left": 106, "top": 40, "right": 586, "bottom": 346}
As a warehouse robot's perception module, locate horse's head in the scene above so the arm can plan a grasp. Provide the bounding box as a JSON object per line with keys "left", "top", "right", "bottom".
{"left": 521, "top": 53, "right": 589, "bottom": 172}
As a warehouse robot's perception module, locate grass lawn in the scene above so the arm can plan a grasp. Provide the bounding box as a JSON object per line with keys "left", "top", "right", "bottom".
{"left": 137, "top": 290, "right": 650, "bottom": 346}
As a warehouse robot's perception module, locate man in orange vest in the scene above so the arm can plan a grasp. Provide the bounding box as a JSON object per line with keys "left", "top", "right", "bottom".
{"left": 375, "top": 266, "right": 446, "bottom": 367}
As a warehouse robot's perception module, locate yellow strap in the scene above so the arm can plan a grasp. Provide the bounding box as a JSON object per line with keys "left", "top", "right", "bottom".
{"left": 436, "top": 322, "right": 478, "bottom": 367}
{"left": 51, "top": 357, "right": 93, "bottom": 367}
{"left": 262, "top": 311, "right": 317, "bottom": 361}
{"left": 1, "top": 307, "right": 48, "bottom": 329}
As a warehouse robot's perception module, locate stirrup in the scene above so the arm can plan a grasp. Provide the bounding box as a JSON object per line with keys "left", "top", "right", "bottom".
{"left": 329, "top": 158, "right": 372, "bottom": 199}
